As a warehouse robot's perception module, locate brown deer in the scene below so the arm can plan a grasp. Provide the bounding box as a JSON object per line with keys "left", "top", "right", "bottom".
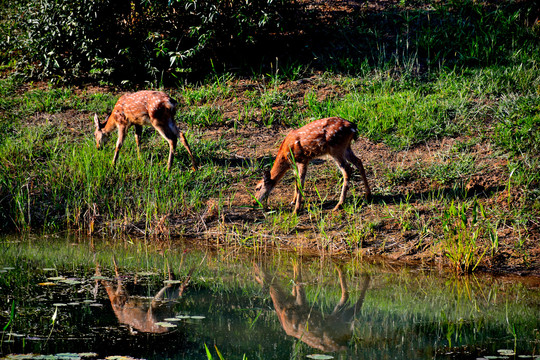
{"left": 93, "top": 90, "right": 197, "bottom": 171}
{"left": 95, "top": 257, "right": 193, "bottom": 334}
{"left": 254, "top": 117, "right": 371, "bottom": 213}
{"left": 255, "top": 263, "right": 370, "bottom": 352}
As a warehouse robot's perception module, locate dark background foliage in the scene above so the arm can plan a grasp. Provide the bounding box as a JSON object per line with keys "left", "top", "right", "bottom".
{"left": 1, "top": 0, "right": 294, "bottom": 84}
{"left": 0, "top": 0, "right": 539, "bottom": 84}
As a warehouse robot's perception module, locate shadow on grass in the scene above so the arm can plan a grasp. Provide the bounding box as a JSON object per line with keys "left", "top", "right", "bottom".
{"left": 371, "top": 184, "right": 507, "bottom": 207}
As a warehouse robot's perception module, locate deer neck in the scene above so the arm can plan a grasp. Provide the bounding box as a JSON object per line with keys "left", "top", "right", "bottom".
{"left": 269, "top": 154, "right": 291, "bottom": 184}
{"left": 100, "top": 115, "right": 117, "bottom": 134}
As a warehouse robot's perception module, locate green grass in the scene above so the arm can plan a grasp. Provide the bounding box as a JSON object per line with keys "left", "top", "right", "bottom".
{"left": 1, "top": 31, "right": 539, "bottom": 272}
{"left": 0, "top": 113, "right": 232, "bottom": 234}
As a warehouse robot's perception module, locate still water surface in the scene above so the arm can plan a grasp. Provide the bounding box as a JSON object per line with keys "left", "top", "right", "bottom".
{"left": 0, "top": 237, "right": 539, "bottom": 359}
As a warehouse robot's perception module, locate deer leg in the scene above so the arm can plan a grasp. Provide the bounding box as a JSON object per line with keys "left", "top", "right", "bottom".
{"left": 155, "top": 127, "right": 177, "bottom": 171}
{"left": 167, "top": 137, "right": 177, "bottom": 172}
{"left": 178, "top": 267, "right": 195, "bottom": 297}
{"left": 350, "top": 274, "right": 371, "bottom": 317}
{"left": 291, "top": 174, "right": 298, "bottom": 205}
{"left": 113, "top": 126, "right": 127, "bottom": 166}
{"left": 291, "top": 263, "right": 299, "bottom": 297}
{"left": 292, "top": 263, "right": 307, "bottom": 306}
{"left": 170, "top": 122, "right": 197, "bottom": 171}
{"left": 334, "top": 273, "right": 370, "bottom": 325}
{"left": 333, "top": 158, "right": 352, "bottom": 211}
{"left": 329, "top": 275, "right": 350, "bottom": 322}
{"left": 290, "top": 163, "right": 304, "bottom": 206}
{"left": 134, "top": 125, "right": 142, "bottom": 160}
{"left": 110, "top": 256, "right": 126, "bottom": 298}
{"left": 334, "top": 266, "right": 349, "bottom": 311}
{"left": 293, "top": 162, "right": 307, "bottom": 214}
{"left": 112, "top": 256, "right": 120, "bottom": 281}
{"left": 345, "top": 148, "right": 371, "bottom": 199}
{"left": 179, "top": 133, "right": 198, "bottom": 171}
{"left": 291, "top": 186, "right": 298, "bottom": 207}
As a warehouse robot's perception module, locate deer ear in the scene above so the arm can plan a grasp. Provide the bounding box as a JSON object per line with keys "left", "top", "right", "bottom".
{"left": 94, "top": 114, "right": 101, "bottom": 129}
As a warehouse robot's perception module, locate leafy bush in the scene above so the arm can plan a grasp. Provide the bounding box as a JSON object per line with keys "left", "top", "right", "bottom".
{"left": 6, "top": 0, "right": 292, "bottom": 84}
{"left": 12, "top": 0, "right": 121, "bottom": 81}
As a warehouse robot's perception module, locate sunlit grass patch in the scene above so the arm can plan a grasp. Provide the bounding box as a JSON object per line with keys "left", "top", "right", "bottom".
{"left": 336, "top": 91, "right": 466, "bottom": 149}
{"left": 180, "top": 74, "right": 235, "bottom": 105}
{"left": 0, "top": 122, "right": 231, "bottom": 234}
{"left": 421, "top": 155, "right": 478, "bottom": 186}
{"left": 382, "top": 165, "right": 414, "bottom": 186}
{"left": 22, "top": 87, "right": 81, "bottom": 113}
{"left": 180, "top": 104, "right": 225, "bottom": 127}
{"left": 493, "top": 94, "right": 540, "bottom": 155}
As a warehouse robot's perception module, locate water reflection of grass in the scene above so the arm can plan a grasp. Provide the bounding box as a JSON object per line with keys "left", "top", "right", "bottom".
{"left": 361, "top": 270, "right": 539, "bottom": 354}
{"left": 0, "top": 237, "right": 538, "bottom": 358}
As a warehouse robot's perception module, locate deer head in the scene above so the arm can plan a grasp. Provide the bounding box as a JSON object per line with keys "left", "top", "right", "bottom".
{"left": 93, "top": 114, "right": 110, "bottom": 149}
{"left": 255, "top": 170, "right": 273, "bottom": 206}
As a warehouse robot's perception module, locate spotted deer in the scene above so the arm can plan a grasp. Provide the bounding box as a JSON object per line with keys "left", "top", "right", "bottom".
{"left": 254, "top": 263, "right": 370, "bottom": 352}
{"left": 95, "top": 257, "right": 193, "bottom": 334}
{"left": 254, "top": 117, "right": 371, "bottom": 213}
{"left": 93, "top": 90, "right": 197, "bottom": 171}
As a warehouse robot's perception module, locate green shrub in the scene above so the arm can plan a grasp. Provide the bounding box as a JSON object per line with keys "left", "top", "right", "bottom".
{"left": 5, "top": 0, "right": 292, "bottom": 84}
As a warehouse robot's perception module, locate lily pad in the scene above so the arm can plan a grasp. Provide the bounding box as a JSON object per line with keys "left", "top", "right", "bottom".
{"left": 307, "top": 355, "right": 334, "bottom": 360}
{"left": 155, "top": 322, "right": 177, "bottom": 328}
{"left": 190, "top": 316, "right": 206, "bottom": 320}
{"left": 91, "top": 276, "right": 112, "bottom": 281}
{"left": 38, "top": 282, "right": 57, "bottom": 286}
{"left": 78, "top": 353, "right": 98, "bottom": 358}
{"left": 47, "top": 276, "right": 65, "bottom": 281}
{"left": 56, "top": 353, "right": 81, "bottom": 360}
{"left": 6, "top": 333, "right": 25, "bottom": 337}
{"left": 3, "top": 355, "right": 36, "bottom": 360}
{"left": 136, "top": 271, "right": 157, "bottom": 276}
{"left": 60, "top": 279, "right": 82, "bottom": 285}
{"left": 53, "top": 303, "right": 67, "bottom": 307}
{"left": 164, "top": 318, "right": 182, "bottom": 322}
{"left": 163, "top": 280, "right": 183, "bottom": 285}
{"left": 498, "top": 350, "right": 515, "bottom": 356}
{"left": 34, "top": 355, "right": 57, "bottom": 360}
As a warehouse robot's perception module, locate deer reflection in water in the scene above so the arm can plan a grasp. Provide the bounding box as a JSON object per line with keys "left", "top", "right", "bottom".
{"left": 95, "top": 258, "right": 193, "bottom": 334}
{"left": 255, "top": 263, "right": 370, "bottom": 352}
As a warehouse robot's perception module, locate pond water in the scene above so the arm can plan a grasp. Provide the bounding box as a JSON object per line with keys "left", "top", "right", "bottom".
{"left": 0, "top": 237, "right": 539, "bottom": 360}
